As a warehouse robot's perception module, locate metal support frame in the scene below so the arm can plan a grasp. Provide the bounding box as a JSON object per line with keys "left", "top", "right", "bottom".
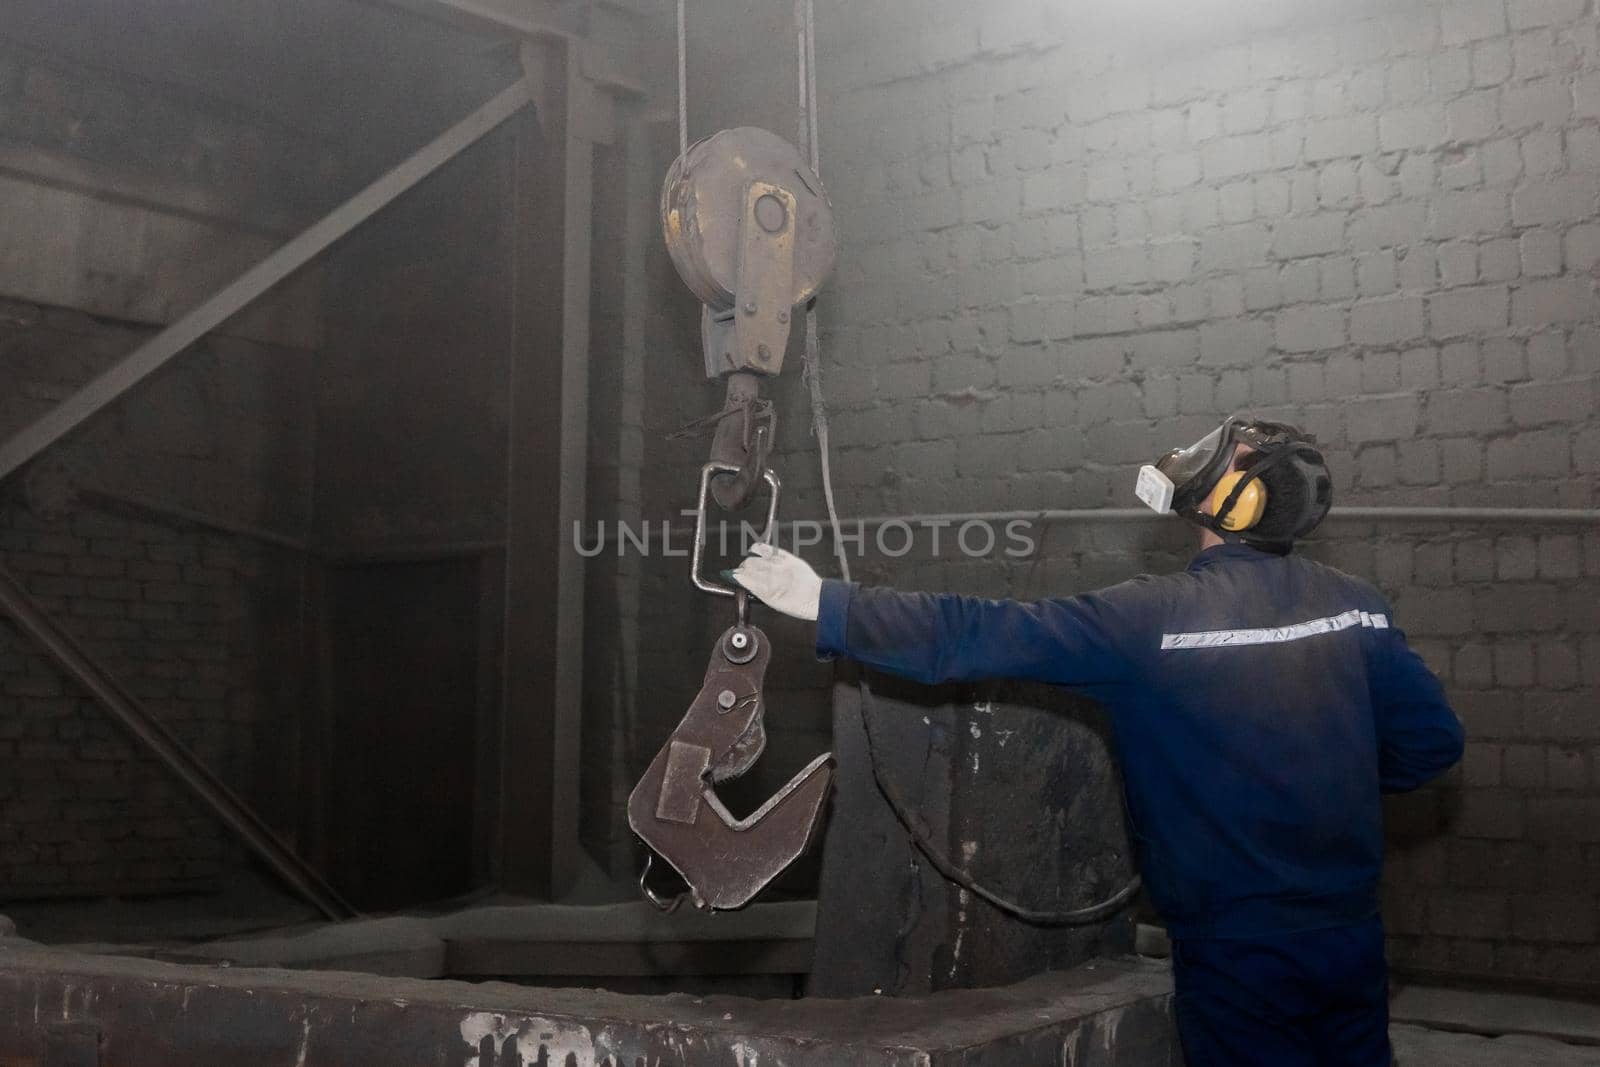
{"left": 370, "top": 0, "right": 584, "bottom": 44}
{"left": 0, "top": 77, "right": 534, "bottom": 486}
{"left": 367, "top": 0, "right": 649, "bottom": 97}
{"left": 370, "top": 0, "right": 643, "bottom": 907}
{"left": 0, "top": 564, "right": 355, "bottom": 920}
{"left": 0, "top": 76, "right": 537, "bottom": 918}
{"left": 500, "top": 38, "right": 611, "bottom": 898}
{"left": 548, "top": 60, "right": 600, "bottom": 901}
{"left": 0, "top": 0, "right": 647, "bottom": 907}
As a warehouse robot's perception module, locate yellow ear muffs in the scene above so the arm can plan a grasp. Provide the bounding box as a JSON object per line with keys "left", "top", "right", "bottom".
{"left": 1208, "top": 470, "right": 1268, "bottom": 532}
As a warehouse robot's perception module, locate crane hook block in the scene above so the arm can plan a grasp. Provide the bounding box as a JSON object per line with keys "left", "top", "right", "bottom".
{"left": 628, "top": 623, "right": 834, "bottom": 910}
{"left": 661, "top": 127, "right": 838, "bottom": 379}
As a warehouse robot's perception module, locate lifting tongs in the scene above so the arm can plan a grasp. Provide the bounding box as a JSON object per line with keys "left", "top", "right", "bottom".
{"left": 628, "top": 460, "right": 834, "bottom": 911}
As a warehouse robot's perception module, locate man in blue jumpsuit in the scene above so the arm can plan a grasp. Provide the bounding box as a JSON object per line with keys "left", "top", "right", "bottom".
{"left": 733, "top": 416, "right": 1463, "bottom": 1067}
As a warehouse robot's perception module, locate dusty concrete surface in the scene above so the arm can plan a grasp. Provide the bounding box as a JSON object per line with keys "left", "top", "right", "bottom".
{"left": 0, "top": 943, "right": 1176, "bottom": 1065}
{"left": 1392, "top": 983, "right": 1600, "bottom": 1045}
{"left": 1392, "top": 1023, "right": 1600, "bottom": 1066}
{"left": 3, "top": 870, "right": 319, "bottom": 947}
{"left": 143, "top": 900, "right": 819, "bottom": 984}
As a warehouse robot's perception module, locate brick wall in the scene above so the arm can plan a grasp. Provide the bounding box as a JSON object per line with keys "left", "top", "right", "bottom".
{"left": 661, "top": 0, "right": 1599, "bottom": 986}
{"left": 0, "top": 509, "right": 298, "bottom": 898}
{"left": 0, "top": 301, "right": 314, "bottom": 899}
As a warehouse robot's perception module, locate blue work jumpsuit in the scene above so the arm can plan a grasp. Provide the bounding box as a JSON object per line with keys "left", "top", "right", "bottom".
{"left": 815, "top": 542, "right": 1464, "bottom": 1067}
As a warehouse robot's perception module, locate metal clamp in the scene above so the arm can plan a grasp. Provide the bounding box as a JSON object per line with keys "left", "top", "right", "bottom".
{"left": 691, "top": 462, "right": 780, "bottom": 597}
{"left": 628, "top": 623, "right": 834, "bottom": 911}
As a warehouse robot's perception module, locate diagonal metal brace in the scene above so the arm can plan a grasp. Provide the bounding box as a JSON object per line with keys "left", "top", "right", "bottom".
{"left": 628, "top": 623, "right": 833, "bottom": 911}
{"left": 0, "top": 77, "right": 535, "bottom": 486}
{"left": 0, "top": 564, "right": 355, "bottom": 920}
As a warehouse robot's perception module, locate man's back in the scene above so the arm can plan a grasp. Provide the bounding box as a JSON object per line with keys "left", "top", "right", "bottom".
{"left": 1097, "top": 543, "right": 1458, "bottom": 938}
{"left": 750, "top": 415, "right": 1462, "bottom": 1066}
{"left": 814, "top": 541, "right": 1464, "bottom": 939}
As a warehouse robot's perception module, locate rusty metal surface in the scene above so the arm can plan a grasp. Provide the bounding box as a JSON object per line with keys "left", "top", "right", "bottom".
{"left": 0, "top": 564, "right": 355, "bottom": 922}
{"left": 664, "top": 372, "right": 775, "bottom": 510}
{"left": 661, "top": 127, "right": 835, "bottom": 380}
{"left": 628, "top": 625, "right": 833, "bottom": 911}
{"left": 660, "top": 127, "right": 834, "bottom": 314}
{"left": 723, "top": 179, "right": 798, "bottom": 376}
{"left": 0, "top": 943, "right": 1177, "bottom": 1066}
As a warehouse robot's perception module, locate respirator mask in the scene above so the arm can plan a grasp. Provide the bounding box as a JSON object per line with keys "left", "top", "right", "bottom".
{"left": 1135, "top": 416, "right": 1332, "bottom": 550}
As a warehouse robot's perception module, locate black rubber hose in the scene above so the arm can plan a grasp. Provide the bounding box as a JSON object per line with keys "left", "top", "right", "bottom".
{"left": 858, "top": 681, "right": 1142, "bottom": 926}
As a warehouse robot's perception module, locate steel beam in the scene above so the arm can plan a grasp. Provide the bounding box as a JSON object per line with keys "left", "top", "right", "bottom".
{"left": 501, "top": 42, "right": 581, "bottom": 898}
{"left": 498, "top": 39, "right": 617, "bottom": 898}
{"left": 549, "top": 60, "right": 598, "bottom": 902}
{"left": 0, "top": 564, "right": 355, "bottom": 920}
{"left": 366, "top": 0, "right": 648, "bottom": 97}
{"left": 367, "top": 0, "right": 584, "bottom": 43}
{"left": 0, "top": 77, "right": 534, "bottom": 486}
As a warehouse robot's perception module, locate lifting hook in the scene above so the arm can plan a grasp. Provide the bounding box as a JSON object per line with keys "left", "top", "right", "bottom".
{"left": 628, "top": 620, "right": 834, "bottom": 910}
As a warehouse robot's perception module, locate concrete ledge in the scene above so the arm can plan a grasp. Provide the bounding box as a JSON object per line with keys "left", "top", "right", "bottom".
{"left": 154, "top": 916, "right": 449, "bottom": 978}
{"left": 1391, "top": 986, "right": 1600, "bottom": 1046}
{"left": 108, "top": 901, "right": 819, "bottom": 980}
{"left": 435, "top": 900, "right": 818, "bottom": 979}
{"left": 1390, "top": 1023, "right": 1600, "bottom": 1066}
{"left": 0, "top": 943, "right": 1176, "bottom": 1065}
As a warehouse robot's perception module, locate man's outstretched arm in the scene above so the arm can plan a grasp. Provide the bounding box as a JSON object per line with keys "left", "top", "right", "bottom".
{"left": 734, "top": 545, "right": 1146, "bottom": 688}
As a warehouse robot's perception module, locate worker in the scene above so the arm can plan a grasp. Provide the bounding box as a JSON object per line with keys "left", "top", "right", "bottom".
{"left": 732, "top": 415, "right": 1463, "bottom": 1067}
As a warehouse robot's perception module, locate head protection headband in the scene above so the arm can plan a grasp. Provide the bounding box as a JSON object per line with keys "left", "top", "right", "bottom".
{"left": 1135, "top": 416, "right": 1332, "bottom": 549}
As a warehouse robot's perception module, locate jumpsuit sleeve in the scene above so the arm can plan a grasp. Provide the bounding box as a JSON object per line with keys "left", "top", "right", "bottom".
{"left": 1366, "top": 614, "right": 1465, "bottom": 793}
{"left": 814, "top": 578, "right": 1146, "bottom": 687}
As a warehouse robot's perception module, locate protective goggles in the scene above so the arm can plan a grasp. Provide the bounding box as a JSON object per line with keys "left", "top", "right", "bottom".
{"left": 1135, "top": 417, "right": 1300, "bottom": 516}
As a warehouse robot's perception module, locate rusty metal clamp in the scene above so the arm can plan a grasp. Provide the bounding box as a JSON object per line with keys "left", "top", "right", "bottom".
{"left": 628, "top": 619, "right": 834, "bottom": 910}
{"left": 691, "top": 462, "right": 780, "bottom": 597}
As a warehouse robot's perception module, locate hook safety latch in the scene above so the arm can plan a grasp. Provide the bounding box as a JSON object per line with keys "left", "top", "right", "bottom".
{"left": 628, "top": 623, "right": 833, "bottom": 910}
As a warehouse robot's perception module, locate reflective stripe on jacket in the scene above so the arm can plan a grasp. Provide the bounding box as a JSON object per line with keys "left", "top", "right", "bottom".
{"left": 815, "top": 542, "right": 1464, "bottom": 939}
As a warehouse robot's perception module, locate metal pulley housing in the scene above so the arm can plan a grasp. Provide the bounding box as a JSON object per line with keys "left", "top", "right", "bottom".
{"left": 661, "top": 127, "right": 837, "bottom": 378}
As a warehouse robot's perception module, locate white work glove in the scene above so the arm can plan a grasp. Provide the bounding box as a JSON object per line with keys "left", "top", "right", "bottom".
{"left": 730, "top": 543, "right": 823, "bottom": 622}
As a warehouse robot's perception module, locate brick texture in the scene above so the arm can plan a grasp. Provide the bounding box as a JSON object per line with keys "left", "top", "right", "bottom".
{"left": 0, "top": 301, "right": 312, "bottom": 899}
{"left": 743, "top": 0, "right": 1600, "bottom": 987}
{"left": 588, "top": 0, "right": 1600, "bottom": 985}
